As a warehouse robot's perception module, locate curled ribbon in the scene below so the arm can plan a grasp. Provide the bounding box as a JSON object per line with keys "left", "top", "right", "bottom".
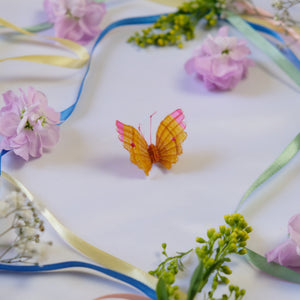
{"left": 0, "top": 18, "right": 89, "bottom": 68}
{"left": 0, "top": 261, "right": 156, "bottom": 299}
{"left": 233, "top": 131, "right": 300, "bottom": 281}
{"left": 1, "top": 2, "right": 300, "bottom": 297}
{"left": 0, "top": 171, "right": 158, "bottom": 298}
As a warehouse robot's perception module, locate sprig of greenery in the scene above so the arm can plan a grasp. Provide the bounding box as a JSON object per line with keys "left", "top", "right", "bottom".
{"left": 149, "top": 243, "right": 193, "bottom": 298}
{"left": 128, "top": 0, "right": 224, "bottom": 48}
{"left": 151, "top": 213, "right": 252, "bottom": 300}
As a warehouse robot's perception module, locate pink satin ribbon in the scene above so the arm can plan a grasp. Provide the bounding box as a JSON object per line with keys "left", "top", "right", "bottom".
{"left": 93, "top": 293, "right": 152, "bottom": 300}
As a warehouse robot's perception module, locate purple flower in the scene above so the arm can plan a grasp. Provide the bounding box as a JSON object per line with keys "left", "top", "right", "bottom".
{"left": 185, "top": 26, "right": 254, "bottom": 91}
{"left": 44, "top": 0, "right": 106, "bottom": 45}
{"left": 0, "top": 87, "right": 60, "bottom": 161}
{"left": 266, "top": 214, "right": 300, "bottom": 268}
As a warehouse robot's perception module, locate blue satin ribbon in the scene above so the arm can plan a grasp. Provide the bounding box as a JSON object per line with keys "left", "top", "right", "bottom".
{"left": 1, "top": 12, "right": 300, "bottom": 296}
{"left": 0, "top": 14, "right": 163, "bottom": 298}
{"left": 59, "top": 14, "right": 162, "bottom": 122}
{"left": 0, "top": 261, "right": 156, "bottom": 299}
{"left": 1, "top": 13, "right": 299, "bottom": 170}
{"left": 248, "top": 21, "right": 300, "bottom": 71}
{"left": 0, "top": 14, "right": 162, "bottom": 173}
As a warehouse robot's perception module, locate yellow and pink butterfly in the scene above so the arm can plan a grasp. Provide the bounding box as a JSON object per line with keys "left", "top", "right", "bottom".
{"left": 116, "top": 109, "right": 187, "bottom": 176}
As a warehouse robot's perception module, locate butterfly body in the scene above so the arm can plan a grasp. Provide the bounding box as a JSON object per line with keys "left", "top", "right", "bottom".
{"left": 147, "top": 144, "right": 160, "bottom": 164}
{"left": 116, "top": 109, "right": 187, "bottom": 176}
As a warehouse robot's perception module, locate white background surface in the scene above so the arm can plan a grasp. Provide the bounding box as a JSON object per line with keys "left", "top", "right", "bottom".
{"left": 0, "top": 0, "right": 300, "bottom": 299}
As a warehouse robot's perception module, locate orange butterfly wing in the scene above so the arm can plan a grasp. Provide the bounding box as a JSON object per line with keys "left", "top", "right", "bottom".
{"left": 116, "top": 121, "right": 152, "bottom": 176}
{"left": 156, "top": 109, "right": 187, "bottom": 169}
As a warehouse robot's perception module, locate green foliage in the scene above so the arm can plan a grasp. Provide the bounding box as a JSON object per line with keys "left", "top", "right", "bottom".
{"left": 195, "top": 213, "right": 252, "bottom": 300}
{"left": 151, "top": 214, "right": 252, "bottom": 300}
{"left": 128, "top": 0, "right": 223, "bottom": 48}
{"left": 187, "top": 260, "right": 204, "bottom": 300}
{"left": 156, "top": 278, "right": 169, "bottom": 300}
{"left": 149, "top": 244, "right": 193, "bottom": 299}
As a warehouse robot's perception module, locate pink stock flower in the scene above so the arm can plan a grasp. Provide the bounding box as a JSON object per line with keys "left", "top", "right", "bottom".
{"left": 185, "top": 26, "right": 254, "bottom": 91}
{"left": 0, "top": 87, "right": 60, "bottom": 161}
{"left": 266, "top": 214, "right": 300, "bottom": 268}
{"left": 44, "top": 0, "right": 106, "bottom": 45}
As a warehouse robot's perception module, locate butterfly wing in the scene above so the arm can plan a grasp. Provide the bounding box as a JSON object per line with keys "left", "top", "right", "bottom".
{"left": 116, "top": 120, "right": 152, "bottom": 175}
{"left": 156, "top": 109, "right": 187, "bottom": 169}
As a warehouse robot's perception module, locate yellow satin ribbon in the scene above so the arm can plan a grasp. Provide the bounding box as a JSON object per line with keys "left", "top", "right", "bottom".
{"left": 1, "top": 171, "right": 157, "bottom": 290}
{"left": 1, "top": 170, "right": 188, "bottom": 299}
{"left": 0, "top": 18, "right": 89, "bottom": 68}
{"left": 148, "top": 0, "right": 183, "bottom": 7}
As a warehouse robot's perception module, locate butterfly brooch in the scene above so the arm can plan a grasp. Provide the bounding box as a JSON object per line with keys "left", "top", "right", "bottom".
{"left": 116, "top": 109, "right": 187, "bottom": 176}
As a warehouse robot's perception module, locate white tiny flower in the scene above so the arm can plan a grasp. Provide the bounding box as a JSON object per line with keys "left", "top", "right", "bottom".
{"left": 0, "top": 190, "right": 50, "bottom": 264}
{"left": 24, "top": 241, "right": 38, "bottom": 255}
{"left": 15, "top": 219, "right": 26, "bottom": 228}
{"left": 5, "top": 191, "right": 26, "bottom": 210}
{"left": 15, "top": 226, "right": 36, "bottom": 238}
{"left": 16, "top": 209, "right": 35, "bottom": 225}
{"left": 272, "top": 1, "right": 284, "bottom": 9}
{"left": 0, "top": 201, "right": 10, "bottom": 218}
{"left": 15, "top": 240, "right": 35, "bottom": 256}
{"left": 23, "top": 227, "right": 37, "bottom": 238}
{"left": 15, "top": 241, "right": 27, "bottom": 255}
{"left": 34, "top": 243, "right": 49, "bottom": 263}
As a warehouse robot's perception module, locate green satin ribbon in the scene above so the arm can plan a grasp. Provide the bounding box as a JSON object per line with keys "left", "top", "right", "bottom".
{"left": 234, "top": 132, "right": 300, "bottom": 281}
{"left": 226, "top": 11, "right": 300, "bottom": 88}
{"left": 225, "top": 10, "right": 300, "bottom": 285}
{"left": 23, "top": 22, "right": 53, "bottom": 33}
{"left": 0, "top": 171, "right": 158, "bottom": 292}
{"left": 235, "top": 132, "right": 300, "bottom": 212}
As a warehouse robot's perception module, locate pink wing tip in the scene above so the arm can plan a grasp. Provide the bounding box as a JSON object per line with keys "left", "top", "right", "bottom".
{"left": 171, "top": 109, "right": 186, "bottom": 129}
{"left": 116, "top": 120, "right": 124, "bottom": 142}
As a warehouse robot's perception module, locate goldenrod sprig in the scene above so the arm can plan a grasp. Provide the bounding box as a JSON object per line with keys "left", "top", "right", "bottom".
{"left": 195, "top": 213, "right": 252, "bottom": 299}
{"left": 128, "top": 0, "right": 223, "bottom": 48}
{"left": 151, "top": 214, "right": 252, "bottom": 300}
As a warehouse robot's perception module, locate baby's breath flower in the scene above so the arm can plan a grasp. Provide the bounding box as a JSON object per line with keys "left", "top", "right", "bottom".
{"left": 271, "top": 0, "right": 300, "bottom": 27}
{"left": 5, "top": 191, "right": 27, "bottom": 210}
{"left": 0, "top": 191, "right": 51, "bottom": 264}
{"left": 0, "top": 201, "right": 10, "bottom": 218}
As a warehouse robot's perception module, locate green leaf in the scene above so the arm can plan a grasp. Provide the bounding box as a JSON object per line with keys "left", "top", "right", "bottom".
{"left": 246, "top": 248, "right": 300, "bottom": 283}
{"left": 156, "top": 278, "right": 169, "bottom": 300}
{"left": 187, "top": 260, "right": 204, "bottom": 300}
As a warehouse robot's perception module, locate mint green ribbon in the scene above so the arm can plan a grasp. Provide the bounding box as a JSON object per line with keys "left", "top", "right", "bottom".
{"left": 24, "top": 22, "right": 53, "bottom": 33}
{"left": 235, "top": 132, "right": 300, "bottom": 212}
{"left": 225, "top": 12, "right": 300, "bottom": 283}
{"left": 233, "top": 132, "right": 300, "bottom": 281}
{"left": 226, "top": 12, "right": 300, "bottom": 87}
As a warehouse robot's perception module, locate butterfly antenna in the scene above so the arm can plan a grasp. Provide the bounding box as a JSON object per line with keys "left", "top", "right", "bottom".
{"left": 138, "top": 124, "right": 145, "bottom": 138}
{"left": 150, "top": 111, "right": 157, "bottom": 144}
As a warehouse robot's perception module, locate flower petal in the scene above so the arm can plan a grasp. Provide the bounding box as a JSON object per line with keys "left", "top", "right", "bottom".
{"left": 184, "top": 25, "right": 253, "bottom": 91}
{"left": 289, "top": 214, "right": 300, "bottom": 247}
{"left": 266, "top": 239, "right": 300, "bottom": 268}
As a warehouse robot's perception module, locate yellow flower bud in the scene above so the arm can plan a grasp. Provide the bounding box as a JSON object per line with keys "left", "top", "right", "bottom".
{"left": 238, "top": 249, "right": 247, "bottom": 255}
{"left": 157, "top": 39, "right": 165, "bottom": 46}
{"left": 207, "top": 228, "right": 215, "bottom": 238}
